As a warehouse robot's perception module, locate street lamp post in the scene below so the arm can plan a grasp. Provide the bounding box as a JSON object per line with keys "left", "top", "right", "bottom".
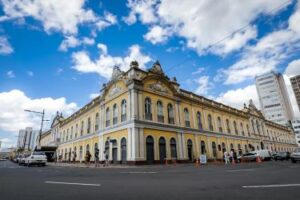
{"left": 24, "top": 109, "right": 49, "bottom": 150}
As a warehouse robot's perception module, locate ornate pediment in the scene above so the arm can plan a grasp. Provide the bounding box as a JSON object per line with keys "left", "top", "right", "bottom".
{"left": 148, "top": 81, "right": 169, "bottom": 94}
{"left": 108, "top": 84, "right": 122, "bottom": 97}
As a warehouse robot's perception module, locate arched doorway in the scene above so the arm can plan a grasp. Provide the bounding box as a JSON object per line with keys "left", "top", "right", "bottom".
{"left": 170, "top": 138, "right": 177, "bottom": 159}
{"left": 212, "top": 142, "right": 217, "bottom": 158}
{"left": 112, "top": 140, "right": 118, "bottom": 163}
{"left": 121, "top": 138, "right": 127, "bottom": 164}
{"left": 200, "top": 141, "right": 206, "bottom": 155}
{"left": 159, "top": 137, "right": 166, "bottom": 163}
{"left": 260, "top": 142, "right": 264, "bottom": 150}
{"left": 146, "top": 136, "right": 154, "bottom": 164}
{"left": 222, "top": 143, "right": 226, "bottom": 153}
{"left": 187, "top": 139, "right": 193, "bottom": 161}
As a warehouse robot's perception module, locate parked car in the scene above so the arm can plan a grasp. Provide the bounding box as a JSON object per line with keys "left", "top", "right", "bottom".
{"left": 291, "top": 148, "right": 300, "bottom": 163}
{"left": 253, "top": 150, "right": 272, "bottom": 161}
{"left": 24, "top": 151, "right": 47, "bottom": 167}
{"left": 239, "top": 152, "right": 257, "bottom": 162}
{"left": 274, "top": 152, "right": 290, "bottom": 161}
{"left": 19, "top": 154, "right": 29, "bottom": 165}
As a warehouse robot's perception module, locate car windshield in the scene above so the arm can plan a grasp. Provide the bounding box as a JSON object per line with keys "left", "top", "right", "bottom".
{"left": 32, "top": 152, "right": 45, "bottom": 155}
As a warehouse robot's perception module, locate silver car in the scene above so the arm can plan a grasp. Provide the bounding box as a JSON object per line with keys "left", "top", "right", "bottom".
{"left": 291, "top": 148, "right": 300, "bottom": 163}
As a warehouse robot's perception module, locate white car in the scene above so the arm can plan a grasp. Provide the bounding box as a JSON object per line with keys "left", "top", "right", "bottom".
{"left": 291, "top": 148, "right": 300, "bottom": 163}
{"left": 24, "top": 151, "right": 47, "bottom": 167}
{"left": 251, "top": 149, "right": 272, "bottom": 161}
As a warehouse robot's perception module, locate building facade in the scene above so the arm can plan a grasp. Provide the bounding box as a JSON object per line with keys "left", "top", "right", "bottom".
{"left": 255, "top": 72, "right": 294, "bottom": 125}
{"left": 291, "top": 119, "right": 300, "bottom": 146}
{"left": 290, "top": 75, "right": 300, "bottom": 112}
{"left": 17, "top": 127, "right": 38, "bottom": 151}
{"left": 42, "top": 62, "right": 297, "bottom": 164}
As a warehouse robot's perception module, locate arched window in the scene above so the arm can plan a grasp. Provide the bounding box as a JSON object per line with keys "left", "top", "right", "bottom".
{"left": 238, "top": 144, "right": 242, "bottom": 155}
{"left": 217, "top": 116, "right": 222, "bottom": 132}
{"left": 212, "top": 142, "right": 217, "bottom": 158}
{"left": 159, "top": 137, "right": 166, "bottom": 162}
{"left": 246, "top": 124, "right": 250, "bottom": 137}
{"left": 157, "top": 101, "right": 164, "bottom": 123}
{"left": 86, "top": 144, "right": 90, "bottom": 154}
{"left": 167, "top": 103, "right": 174, "bottom": 124}
{"left": 187, "top": 139, "right": 193, "bottom": 161}
{"left": 70, "top": 126, "right": 73, "bottom": 139}
{"left": 201, "top": 141, "right": 206, "bottom": 154}
{"left": 184, "top": 108, "right": 190, "bottom": 127}
{"left": 121, "top": 99, "right": 127, "bottom": 122}
{"left": 113, "top": 104, "right": 118, "bottom": 125}
{"left": 121, "top": 138, "right": 127, "bottom": 162}
{"left": 226, "top": 119, "right": 231, "bottom": 133}
{"left": 87, "top": 117, "right": 91, "bottom": 134}
{"left": 221, "top": 142, "right": 226, "bottom": 152}
{"left": 106, "top": 107, "right": 110, "bottom": 127}
{"left": 81, "top": 121, "right": 84, "bottom": 136}
{"left": 256, "top": 120, "right": 260, "bottom": 134}
{"left": 95, "top": 113, "right": 99, "bottom": 131}
{"left": 208, "top": 114, "right": 213, "bottom": 131}
{"left": 170, "top": 138, "right": 177, "bottom": 159}
{"left": 230, "top": 143, "right": 234, "bottom": 150}
{"left": 197, "top": 112, "right": 203, "bottom": 130}
{"left": 145, "top": 97, "right": 152, "bottom": 120}
{"left": 251, "top": 119, "right": 255, "bottom": 133}
{"left": 75, "top": 124, "right": 78, "bottom": 138}
{"left": 240, "top": 123, "right": 244, "bottom": 136}
{"left": 233, "top": 121, "right": 238, "bottom": 135}
{"left": 66, "top": 129, "right": 69, "bottom": 141}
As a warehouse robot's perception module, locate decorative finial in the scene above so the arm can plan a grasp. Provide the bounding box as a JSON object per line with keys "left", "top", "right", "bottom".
{"left": 130, "top": 61, "right": 139, "bottom": 68}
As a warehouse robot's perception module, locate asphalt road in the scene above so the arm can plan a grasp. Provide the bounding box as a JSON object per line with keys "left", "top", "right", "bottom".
{"left": 1, "top": 160, "right": 300, "bottom": 200}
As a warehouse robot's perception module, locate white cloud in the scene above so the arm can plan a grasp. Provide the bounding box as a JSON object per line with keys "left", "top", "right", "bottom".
{"left": 192, "top": 67, "right": 205, "bottom": 75}
{"left": 58, "top": 35, "right": 96, "bottom": 52}
{"left": 215, "top": 85, "right": 259, "bottom": 109}
{"left": 125, "top": 0, "right": 291, "bottom": 55}
{"left": 0, "top": 36, "right": 13, "bottom": 55}
{"left": 0, "top": 89, "right": 78, "bottom": 133}
{"left": 0, "top": 138, "right": 14, "bottom": 149}
{"left": 89, "top": 93, "right": 100, "bottom": 99}
{"left": 72, "top": 43, "right": 152, "bottom": 79}
{"left": 123, "top": 0, "right": 158, "bottom": 25}
{"left": 0, "top": 0, "right": 117, "bottom": 35}
{"left": 58, "top": 36, "right": 81, "bottom": 52}
{"left": 6, "top": 70, "right": 15, "bottom": 78}
{"left": 285, "top": 59, "right": 300, "bottom": 77}
{"left": 144, "top": 25, "right": 172, "bottom": 44}
{"left": 96, "top": 11, "right": 117, "bottom": 30}
{"left": 217, "top": 1, "right": 300, "bottom": 85}
{"left": 194, "top": 76, "right": 213, "bottom": 95}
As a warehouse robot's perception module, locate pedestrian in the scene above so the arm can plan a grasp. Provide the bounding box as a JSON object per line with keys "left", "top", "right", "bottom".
{"left": 233, "top": 150, "right": 237, "bottom": 163}
{"left": 94, "top": 148, "right": 99, "bottom": 167}
{"left": 104, "top": 150, "right": 109, "bottom": 167}
{"left": 229, "top": 149, "right": 234, "bottom": 163}
{"left": 73, "top": 151, "right": 77, "bottom": 164}
{"left": 224, "top": 150, "right": 229, "bottom": 164}
{"left": 85, "top": 151, "right": 91, "bottom": 167}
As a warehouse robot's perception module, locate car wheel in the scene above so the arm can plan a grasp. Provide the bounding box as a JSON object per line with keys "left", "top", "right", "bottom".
{"left": 291, "top": 159, "right": 296, "bottom": 163}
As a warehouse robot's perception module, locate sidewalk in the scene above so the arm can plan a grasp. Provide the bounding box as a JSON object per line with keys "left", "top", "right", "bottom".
{"left": 47, "top": 162, "right": 138, "bottom": 169}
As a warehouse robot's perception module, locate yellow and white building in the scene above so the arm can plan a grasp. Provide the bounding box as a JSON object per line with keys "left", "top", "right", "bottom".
{"left": 41, "top": 61, "right": 297, "bottom": 164}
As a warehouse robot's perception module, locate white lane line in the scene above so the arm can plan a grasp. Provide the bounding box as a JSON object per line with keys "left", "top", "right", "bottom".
{"left": 120, "top": 171, "right": 157, "bottom": 174}
{"left": 45, "top": 181, "right": 101, "bottom": 187}
{"left": 243, "top": 184, "right": 300, "bottom": 189}
{"left": 227, "top": 169, "right": 254, "bottom": 172}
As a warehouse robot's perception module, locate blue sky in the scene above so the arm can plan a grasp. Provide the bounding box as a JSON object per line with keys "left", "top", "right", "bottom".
{"left": 1, "top": 0, "right": 300, "bottom": 149}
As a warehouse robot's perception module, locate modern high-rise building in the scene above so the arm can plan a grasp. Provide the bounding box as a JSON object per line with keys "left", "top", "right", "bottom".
{"left": 255, "top": 71, "right": 294, "bottom": 125}
{"left": 290, "top": 74, "right": 300, "bottom": 112}
{"left": 291, "top": 119, "right": 300, "bottom": 146}
{"left": 17, "top": 127, "right": 38, "bottom": 151}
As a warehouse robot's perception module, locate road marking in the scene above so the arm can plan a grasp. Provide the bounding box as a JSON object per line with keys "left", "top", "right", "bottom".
{"left": 120, "top": 171, "right": 157, "bottom": 174}
{"left": 227, "top": 169, "right": 254, "bottom": 172}
{"left": 243, "top": 184, "right": 300, "bottom": 188}
{"left": 45, "top": 181, "right": 101, "bottom": 187}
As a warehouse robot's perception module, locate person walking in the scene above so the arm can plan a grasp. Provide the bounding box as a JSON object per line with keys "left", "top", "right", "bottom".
{"left": 229, "top": 149, "right": 234, "bottom": 163}
{"left": 94, "top": 148, "right": 99, "bottom": 167}
{"left": 104, "top": 150, "right": 109, "bottom": 167}
{"left": 224, "top": 150, "right": 229, "bottom": 164}
{"left": 85, "top": 151, "right": 91, "bottom": 167}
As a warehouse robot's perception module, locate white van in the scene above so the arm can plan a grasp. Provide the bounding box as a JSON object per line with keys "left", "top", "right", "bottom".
{"left": 251, "top": 150, "right": 272, "bottom": 161}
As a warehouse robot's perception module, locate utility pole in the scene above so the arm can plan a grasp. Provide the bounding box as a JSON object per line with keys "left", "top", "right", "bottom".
{"left": 24, "top": 109, "right": 49, "bottom": 150}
